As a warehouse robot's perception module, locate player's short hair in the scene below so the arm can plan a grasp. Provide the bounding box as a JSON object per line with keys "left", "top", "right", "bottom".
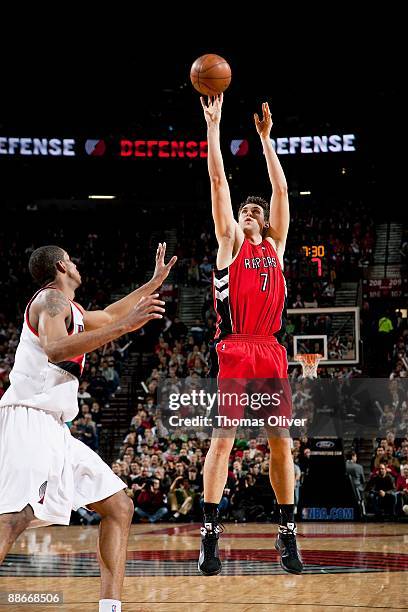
{"left": 28, "top": 245, "right": 66, "bottom": 286}
{"left": 238, "top": 195, "right": 269, "bottom": 217}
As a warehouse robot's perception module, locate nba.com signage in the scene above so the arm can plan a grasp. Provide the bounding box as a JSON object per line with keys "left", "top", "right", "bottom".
{"left": 0, "top": 137, "right": 76, "bottom": 156}
{"left": 302, "top": 507, "right": 354, "bottom": 520}
{"left": 270, "top": 134, "right": 356, "bottom": 154}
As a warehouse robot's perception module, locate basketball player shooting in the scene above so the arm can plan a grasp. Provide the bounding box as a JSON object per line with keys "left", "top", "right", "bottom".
{"left": 0, "top": 243, "right": 176, "bottom": 612}
{"left": 198, "top": 94, "right": 303, "bottom": 575}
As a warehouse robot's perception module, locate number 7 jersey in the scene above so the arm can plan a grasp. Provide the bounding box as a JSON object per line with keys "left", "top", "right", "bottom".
{"left": 213, "top": 238, "right": 287, "bottom": 339}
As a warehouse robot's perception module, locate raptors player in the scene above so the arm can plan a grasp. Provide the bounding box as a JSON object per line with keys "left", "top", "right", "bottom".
{"left": 0, "top": 243, "right": 176, "bottom": 612}
{"left": 198, "top": 95, "right": 303, "bottom": 575}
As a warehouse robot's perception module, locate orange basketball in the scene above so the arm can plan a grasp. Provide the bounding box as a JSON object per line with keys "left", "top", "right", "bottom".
{"left": 190, "top": 54, "right": 232, "bottom": 96}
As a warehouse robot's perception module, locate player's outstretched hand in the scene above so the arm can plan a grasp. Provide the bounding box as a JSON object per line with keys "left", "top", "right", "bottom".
{"left": 124, "top": 294, "right": 165, "bottom": 331}
{"left": 254, "top": 102, "right": 273, "bottom": 139}
{"left": 153, "top": 242, "right": 177, "bottom": 286}
{"left": 200, "top": 93, "right": 223, "bottom": 126}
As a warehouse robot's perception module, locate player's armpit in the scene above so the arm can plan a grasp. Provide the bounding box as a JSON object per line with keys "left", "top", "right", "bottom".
{"left": 82, "top": 309, "right": 113, "bottom": 331}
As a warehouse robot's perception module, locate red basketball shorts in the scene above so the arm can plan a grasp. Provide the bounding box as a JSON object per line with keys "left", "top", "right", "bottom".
{"left": 213, "top": 334, "right": 292, "bottom": 423}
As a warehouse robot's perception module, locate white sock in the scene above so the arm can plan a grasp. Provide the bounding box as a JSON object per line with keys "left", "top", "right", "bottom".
{"left": 99, "top": 599, "right": 121, "bottom": 612}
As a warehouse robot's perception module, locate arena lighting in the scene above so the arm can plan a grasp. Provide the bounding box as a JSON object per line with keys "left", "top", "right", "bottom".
{"left": 300, "top": 191, "right": 311, "bottom": 196}
{"left": 88, "top": 195, "right": 116, "bottom": 199}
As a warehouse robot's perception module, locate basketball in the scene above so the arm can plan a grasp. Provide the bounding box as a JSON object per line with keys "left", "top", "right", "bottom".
{"left": 190, "top": 54, "right": 232, "bottom": 96}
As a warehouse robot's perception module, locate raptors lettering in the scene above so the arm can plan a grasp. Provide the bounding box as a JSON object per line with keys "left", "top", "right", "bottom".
{"left": 244, "top": 256, "right": 277, "bottom": 269}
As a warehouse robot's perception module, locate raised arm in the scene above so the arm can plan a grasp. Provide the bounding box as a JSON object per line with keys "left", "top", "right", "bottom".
{"left": 201, "top": 95, "right": 242, "bottom": 265}
{"left": 82, "top": 242, "right": 176, "bottom": 330}
{"left": 254, "top": 102, "right": 289, "bottom": 255}
{"left": 34, "top": 289, "right": 165, "bottom": 362}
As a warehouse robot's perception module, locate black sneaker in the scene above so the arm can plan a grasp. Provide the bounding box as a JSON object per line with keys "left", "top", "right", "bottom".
{"left": 275, "top": 523, "right": 303, "bottom": 574}
{"left": 198, "top": 519, "right": 224, "bottom": 576}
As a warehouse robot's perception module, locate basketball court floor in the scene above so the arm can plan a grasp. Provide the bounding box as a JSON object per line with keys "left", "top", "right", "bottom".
{"left": 0, "top": 522, "right": 407, "bottom": 611}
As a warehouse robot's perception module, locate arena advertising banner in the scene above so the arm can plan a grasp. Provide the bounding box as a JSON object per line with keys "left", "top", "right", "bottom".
{"left": 0, "top": 134, "right": 357, "bottom": 158}
{"left": 0, "top": 137, "right": 76, "bottom": 156}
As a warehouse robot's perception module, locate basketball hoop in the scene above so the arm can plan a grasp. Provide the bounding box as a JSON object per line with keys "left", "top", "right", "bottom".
{"left": 294, "top": 353, "right": 323, "bottom": 379}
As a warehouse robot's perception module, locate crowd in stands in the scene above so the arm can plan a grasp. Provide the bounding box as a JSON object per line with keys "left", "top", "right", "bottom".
{"left": 388, "top": 311, "right": 408, "bottom": 380}
{"left": 0, "top": 214, "right": 149, "bottom": 432}
{"left": 1, "top": 203, "right": 407, "bottom": 526}
{"left": 284, "top": 200, "right": 375, "bottom": 291}
{"left": 109, "top": 402, "right": 309, "bottom": 524}
{"left": 174, "top": 200, "right": 375, "bottom": 308}
{"left": 364, "top": 432, "right": 408, "bottom": 517}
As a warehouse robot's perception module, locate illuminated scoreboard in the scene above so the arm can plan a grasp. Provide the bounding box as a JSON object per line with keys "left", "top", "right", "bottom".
{"left": 301, "top": 245, "right": 325, "bottom": 277}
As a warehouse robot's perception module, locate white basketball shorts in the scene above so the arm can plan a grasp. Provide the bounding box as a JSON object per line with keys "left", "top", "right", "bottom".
{"left": 0, "top": 405, "right": 126, "bottom": 527}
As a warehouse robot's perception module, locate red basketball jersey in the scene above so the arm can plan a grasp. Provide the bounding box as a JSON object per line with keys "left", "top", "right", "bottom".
{"left": 213, "top": 238, "right": 286, "bottom": 339}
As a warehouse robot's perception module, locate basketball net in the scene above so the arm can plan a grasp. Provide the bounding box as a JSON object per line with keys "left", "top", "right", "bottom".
{"left": 294, "top": 353, "right": 323, "bottom": 379}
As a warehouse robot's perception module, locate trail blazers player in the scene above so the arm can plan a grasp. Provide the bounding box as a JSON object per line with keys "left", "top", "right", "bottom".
{"left": 0, "top": 243, "right": 176, "bottom": 612}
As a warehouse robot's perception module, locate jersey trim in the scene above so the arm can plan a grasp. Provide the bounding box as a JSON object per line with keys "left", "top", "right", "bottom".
{"left": 25, "top": 287, "right": 74, "bottom": 338}
{"left": 25, "top": 286, "right": 60, "bottom": 337}
{"left": 71, "top": 301, "right": 84, "bottom": 315}
{"left": 213, "top": 268, "right": 233, "bottom": 339}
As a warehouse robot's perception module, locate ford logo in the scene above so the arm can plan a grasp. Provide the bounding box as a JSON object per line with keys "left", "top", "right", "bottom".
{"left": 316, "top": 440, "right": 335, "bottom": 448}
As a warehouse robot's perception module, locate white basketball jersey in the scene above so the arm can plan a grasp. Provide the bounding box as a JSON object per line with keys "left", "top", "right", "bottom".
{"left": 0, "top": 287, "right": 85, "bottom": 422}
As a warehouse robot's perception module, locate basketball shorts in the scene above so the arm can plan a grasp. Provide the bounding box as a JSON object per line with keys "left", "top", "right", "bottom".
{"left": 0, "top": 405, "right": 126, "bottom": 527}
{"left": 211, "top": 334, "right": 292, "bottom": 424}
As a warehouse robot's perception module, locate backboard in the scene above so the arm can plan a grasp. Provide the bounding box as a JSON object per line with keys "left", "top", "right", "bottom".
{"left": 283, "top": 307, "right": 360, "bottom": 365}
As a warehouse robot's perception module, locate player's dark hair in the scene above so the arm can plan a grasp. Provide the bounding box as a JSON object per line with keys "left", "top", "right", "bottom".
{"left": 238, "top": 195, "right": 269, "bottom": 217}
{"left": 28, "top": 245, "right": 66, "bottom": 286}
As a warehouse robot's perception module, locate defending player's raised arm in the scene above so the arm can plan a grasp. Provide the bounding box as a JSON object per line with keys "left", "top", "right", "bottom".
{"left": 201, "top": 94, "right": 238, "bottom": 244}
{"left": 35, "top": 289, "right": 165, "bottom": 362}
{"left": 83, "top": 242, "right": 176, "bottom": 330}
{"left": 254, "top": 102, "right": 289, "bottom": 253}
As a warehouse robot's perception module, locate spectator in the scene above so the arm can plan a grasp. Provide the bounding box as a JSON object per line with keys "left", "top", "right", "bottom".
{"left": 396, "top": 464, "right": 408, "bottom": 515}
{"left": 346, "top": 451, "right": 365, "bottom": 494}
{"left": 370, "top": 446, "right": 386, "bottom": 472}
{"left": 101, "top": 359, "right": 120, "bottom": 395}
{"left": 76, "top": 413, "right": 97, "bottom": 450}
{"left": 190, "top": 319, "right": 205, "bottom": 346}
{"left": 168, "top": 476, "right": 196, "bottom": 521}
{"left": 78, "top": 380, "right": 92, "bottom": 404}
{"left": 293, "top": 454, "right": 301, "bottom": 514}
{"left": 367, "top": 463, "right": 396, "bottom": 517}
{"left": 168, "top": 316, "right": 188, "bottom": 341}
{"left": 134, "top": 478, "right": 168, "bottom": 523}
{"left": 199, "top": 256, "right": 212, "bottom": 285}
{"left": 299, "top": 447, "right": 311, "bottom": 475}
{"left": 346, "top": 451, "right": 365, "bottom": 511}
{"left": 322, "top": 282, "right": 336, "bottom": 304}
{"left": 230, "top": 475, "right": 266, "bottom": 522}
{"left": 292, "top": 294, "right": 304, "bottom": 308}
